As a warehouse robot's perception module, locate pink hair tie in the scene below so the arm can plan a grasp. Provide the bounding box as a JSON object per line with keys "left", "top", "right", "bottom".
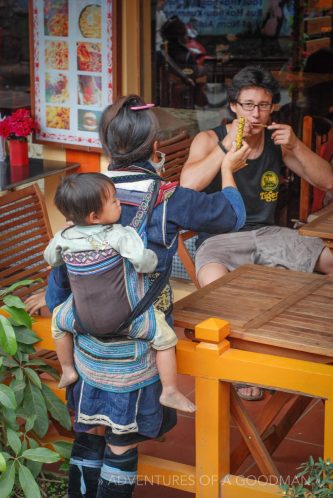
{"left": 130, "top": 103, "right": 155, "bottom": 110}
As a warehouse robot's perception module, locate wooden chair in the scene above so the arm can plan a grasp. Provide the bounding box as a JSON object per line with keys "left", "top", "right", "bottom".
{"left": 158, "top": 131, "right": 199, "bottom": 288}
{"left": 0, "top": 184, "right": 53, "bottom": 301}
{"left": 159, "top": 130, "right": 193, "bottom": 182}
{"left": 0, "top": 184, "right": 68, "bottom": 439}
{"left": 299, "top": 115, "right": 333, "bottom": 222}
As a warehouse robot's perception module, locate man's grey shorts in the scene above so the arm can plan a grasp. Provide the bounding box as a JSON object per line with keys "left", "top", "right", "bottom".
{"left": 195, "top": 226, "right": 325, "bottom": 275}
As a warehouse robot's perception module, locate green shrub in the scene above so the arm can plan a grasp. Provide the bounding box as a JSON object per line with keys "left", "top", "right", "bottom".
{"left": 281, "top": 456, "right": 333, "bottom": 497}
{"left": 0, "top": 280, "right": 72, "bottom": 498}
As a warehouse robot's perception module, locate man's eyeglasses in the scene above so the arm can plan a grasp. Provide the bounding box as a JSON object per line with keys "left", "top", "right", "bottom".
{"left": 236, "top": 101, "right": 272, "bottom": 111}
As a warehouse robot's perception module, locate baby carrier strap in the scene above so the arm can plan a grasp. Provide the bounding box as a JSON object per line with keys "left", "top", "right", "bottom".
{"left": 103, "top": 176, "right": 170, "bottom": 338}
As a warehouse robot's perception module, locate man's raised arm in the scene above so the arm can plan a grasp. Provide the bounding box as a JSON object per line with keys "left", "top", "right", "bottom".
{"left": 269, "top": 122, "right": 333, "bottom": 190}
{"left": 180, "top": 129, "right": 226, "bottom": 191}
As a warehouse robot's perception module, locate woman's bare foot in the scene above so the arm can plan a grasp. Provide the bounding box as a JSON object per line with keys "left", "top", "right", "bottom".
{"left": 58, "top": 367, "right": 78, "bottom": 388}
{"left": 160, "top": 387, "right": 196, "bottom": 413}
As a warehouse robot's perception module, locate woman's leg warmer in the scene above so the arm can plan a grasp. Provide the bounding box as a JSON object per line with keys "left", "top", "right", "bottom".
{"left": 96, "top": 446, "right": 138, "bottom": 498}
{"left": 68, "top": 432, "right": 106, "bottom": 498}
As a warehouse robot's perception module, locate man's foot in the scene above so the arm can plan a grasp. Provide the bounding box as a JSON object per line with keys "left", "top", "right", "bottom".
{"left": 58, "top": 368, "right": 78, "bottom": 388}
{"left": 235, "top": 384, "right": 264, "bottom": 401}
{"left": 160, "top": 388, "right": 196, "bottom": 413}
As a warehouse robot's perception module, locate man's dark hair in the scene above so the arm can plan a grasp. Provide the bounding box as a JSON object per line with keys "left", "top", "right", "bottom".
{"left": 54, "top": 173, "right": 116, "bottom": 225}
{"left": 227, "top": 65, "right": 281, "bottom": 104}
{"left": 99, "top": 94, "right": 159, "bottom": 168}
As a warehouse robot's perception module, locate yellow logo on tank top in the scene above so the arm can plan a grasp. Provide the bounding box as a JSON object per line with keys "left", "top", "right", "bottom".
{"left": 260, "top": 170, "right": 279, "bottom": 202}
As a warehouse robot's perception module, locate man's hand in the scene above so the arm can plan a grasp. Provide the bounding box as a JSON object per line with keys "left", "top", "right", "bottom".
{"left": 268, "top": 122, "right": 298, "bottom": 150}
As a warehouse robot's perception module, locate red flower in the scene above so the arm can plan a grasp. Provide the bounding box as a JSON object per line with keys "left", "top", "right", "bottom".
{"left": 0, "top": 109, "right": 39, "bottom": 139}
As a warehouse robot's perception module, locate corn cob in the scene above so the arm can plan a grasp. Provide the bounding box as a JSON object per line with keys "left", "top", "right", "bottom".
{"left": 235, "top": 117, "right": 245, "bottom": 150}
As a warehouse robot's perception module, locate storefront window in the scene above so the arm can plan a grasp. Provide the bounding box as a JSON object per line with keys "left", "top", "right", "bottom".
{"left": 0, "top": 0, "right": 30, "bottom": 116}
{"left": 152, "top": 0, "right": 332, "bottom": 141}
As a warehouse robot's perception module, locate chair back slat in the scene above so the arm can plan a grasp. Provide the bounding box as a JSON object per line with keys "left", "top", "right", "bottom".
{"left": 0, "top": 184, "right": 53, "bottom": 302}
{"left": 159, "top": 132, "right": 193, "bottom": 183}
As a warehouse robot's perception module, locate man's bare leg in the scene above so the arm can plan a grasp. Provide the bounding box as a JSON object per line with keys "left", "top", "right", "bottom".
{"left": 197, "top": 262, "right": 229, "bottom": 287}
{"left": 315, "top": 247, "right": 333, "bottom": 276}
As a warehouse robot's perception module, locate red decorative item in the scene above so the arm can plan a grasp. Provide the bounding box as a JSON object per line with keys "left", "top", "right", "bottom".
{"left": 8, "top": 139, "right": 29, "bottom": 167}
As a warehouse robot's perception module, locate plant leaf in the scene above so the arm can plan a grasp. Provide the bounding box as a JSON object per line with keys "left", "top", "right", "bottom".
{"left": 23, "top": 382, "right": 49, "bottom": 438}
{"left": 0, "top": 384, "right": 17, "bottom": 410}
{"left": 22, "top": 447, "right": 60, "bottom": 464}
{"left": 0, "top": 453, "right": 6, "bottom": 472}
{"left": 52, "top": 441, "right": 73, "bottom": 460}
{"left": 25, "top": 437, "right": 42, "bottom": 478}
{"left": 0, "top": 461, "right": 15, "bottom": 498}
{"left": 10, "top": 378, "right": 26, "bottom": 406}
{"left": 42, "top": 384, "right": 72, "bottom": 430}
{"left": 3, "top": 295, "right": 26, "bottom": 309}
{"left": 3, "top": 357, "right": 19, "bottom": 368}
{"left": 2, "top": 408, "right": 19, "bottom": 431}
{"left": 15, "top": 326, "right": 40, "bottom": 345}
{"left": 1, "top": 280, "right": 37, "bottom": 295}
{"left": 25, "top": 415, "right": 36, "bottom": 433}
{"left": 6, "top": 428, "right": 21, "bottom": 455}
{"left": 24, "top": 368, "right": 42, "bottom": 389}
{"left": 0, "top": 315, "right": 17, "bottom": 355}
{"left": 2, "top": 306, "right": 32, "bottom": 328}
{"left": 18, "top": 463, "right": 41, "bottom": 498}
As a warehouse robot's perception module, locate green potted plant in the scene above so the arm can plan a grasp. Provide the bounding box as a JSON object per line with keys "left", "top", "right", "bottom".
{"left": 0, "top": 280, "right": 72, "bottom": 498}
{"left": 280, "top": 456, "right": 333, "bottom": 497}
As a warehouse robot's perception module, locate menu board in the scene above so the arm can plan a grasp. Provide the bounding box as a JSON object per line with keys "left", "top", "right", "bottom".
{"left": 30, "top": 0, "right": 117, "bottom": 149}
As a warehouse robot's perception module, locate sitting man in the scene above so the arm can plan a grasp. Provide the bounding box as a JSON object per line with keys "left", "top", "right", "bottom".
{"left": 180, "top": 65, "right": 333, "bottom": 401}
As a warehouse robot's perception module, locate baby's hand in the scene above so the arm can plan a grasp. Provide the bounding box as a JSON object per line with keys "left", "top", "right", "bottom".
{"left": 222, "top": 141, "right": 251, "bottom": 173}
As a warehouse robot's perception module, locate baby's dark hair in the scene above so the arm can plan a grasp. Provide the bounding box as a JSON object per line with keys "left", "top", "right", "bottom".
{"left": 227, "top": 65, "right": 281, "bottom": 104}
{"left": 99, "top": 94, "right": 159, "bottom": 168}
{"left": 54, "top": 173, "right": 116, "bottom": 225}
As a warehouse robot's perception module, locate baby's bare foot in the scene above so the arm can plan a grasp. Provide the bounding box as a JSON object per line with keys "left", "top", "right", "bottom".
{"left": 160, "top": 388, "right": 196, "bottom": 413}
{"left": 58, "top": 369, "right": 78, "bottom": 388}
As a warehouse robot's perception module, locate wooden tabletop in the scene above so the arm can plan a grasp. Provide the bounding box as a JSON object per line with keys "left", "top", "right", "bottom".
{"left": 173, "top": 264, "right": 333, "bottom": 362}
{"left": 0, "top": 158, "right": 79, "bottom": 191}
{"left": 299, "top": 204, "right": 333, "bottom": 248}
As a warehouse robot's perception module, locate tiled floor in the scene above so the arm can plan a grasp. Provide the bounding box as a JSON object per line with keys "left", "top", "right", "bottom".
{"left": 133, "top": 279, "right": 325, "bottom": 497}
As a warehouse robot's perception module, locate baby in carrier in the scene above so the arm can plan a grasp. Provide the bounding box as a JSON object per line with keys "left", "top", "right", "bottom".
{"left": 44, "top": 172, "right": 195, "bottom": 412}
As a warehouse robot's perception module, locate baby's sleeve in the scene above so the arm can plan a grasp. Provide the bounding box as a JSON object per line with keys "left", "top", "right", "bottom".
{"left": 110, "top": 225, "right": 158, "bottom": 273}
{"left": 44, "top": 233, "right": 64, "bottom": 267}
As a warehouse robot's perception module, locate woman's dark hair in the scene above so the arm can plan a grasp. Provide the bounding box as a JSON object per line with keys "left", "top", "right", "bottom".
{"left": 227, "top": 65, "right": 281, "bottom": 104}
{"left": 99, "top": 94, "right": 159, "bottom": 168}
{"left": 54, "top": 173, "right": 116, "bottom": 225}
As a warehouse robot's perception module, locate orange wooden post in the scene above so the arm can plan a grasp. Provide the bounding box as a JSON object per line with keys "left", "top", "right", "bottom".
{"left": 194, "top": 318, "right": 231, "bottom": 498}
{"left": 324, "top": 399, "right": 333, "bottom": 461}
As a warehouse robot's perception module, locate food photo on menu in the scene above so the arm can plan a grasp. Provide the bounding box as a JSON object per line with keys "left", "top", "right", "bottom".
{"left": 46, "top": 106, "right": 70, "bottom": 130}
{"left": 77, "top": 75, "right": 102, "bottom": 106}
{"left": 45, "top": 73, "right": 69, "bottom": 104}
{"left": 77, "top": 42, "right": 102, "bottom": 72}
{"left": 44, "top": 0, "right": 68, "bottom": 37}
{"left": 45, "top": 40, "right": 69, "bottom": 70}
{"left": 78, "top": 4, "right": 101, "bottom": 38}
{"left": 77, "top": 109, "right": 102, "bottom": 132}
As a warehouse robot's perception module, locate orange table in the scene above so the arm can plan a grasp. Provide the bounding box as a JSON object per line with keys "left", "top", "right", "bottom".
{"left": 173, "top": 264, "right": 333, "bottom": 476}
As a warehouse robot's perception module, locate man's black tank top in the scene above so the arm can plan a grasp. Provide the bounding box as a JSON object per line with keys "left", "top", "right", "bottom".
{"left": 210, "top": 123, "right": 283, "bottom": 230}
{"left": 197, "top": 123, "right": 284, "bottom": 248}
